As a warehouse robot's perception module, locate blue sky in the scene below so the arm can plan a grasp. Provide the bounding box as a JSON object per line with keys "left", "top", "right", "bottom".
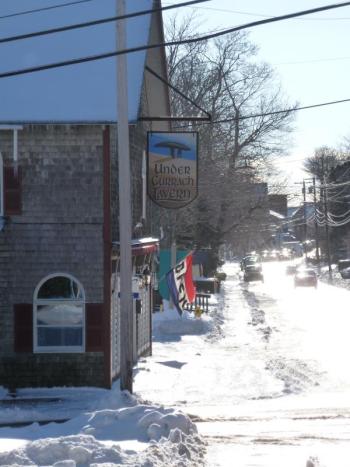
{"left": 164, "top": 0, "right": 350, "bottom": 186}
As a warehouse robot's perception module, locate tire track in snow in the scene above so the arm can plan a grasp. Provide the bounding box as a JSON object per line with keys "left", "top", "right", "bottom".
{"left": 241, "top": 285, "right": 325, "bottom": 396}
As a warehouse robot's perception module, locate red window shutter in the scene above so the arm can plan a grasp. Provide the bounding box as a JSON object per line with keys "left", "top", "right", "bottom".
{"left": 14, "top": 304, "right": 33, "bottom": 353}
{"left": 4, "top": 166, "right": 22, "bottom": 215}
{"left": 86, "top": 303, "right": 104, "bottom": 352}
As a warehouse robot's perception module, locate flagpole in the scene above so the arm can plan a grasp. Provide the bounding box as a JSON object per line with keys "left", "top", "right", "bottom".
{"left": 169, "top": 226, "right": 176, "bottom": 309}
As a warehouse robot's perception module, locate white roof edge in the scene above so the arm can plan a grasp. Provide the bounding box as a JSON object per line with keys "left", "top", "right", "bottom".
{"left": 0, "top": 125, "right": 23, "bottom": 130}
{"left": 269, "top": 209, "right": 285, "bottom": 219}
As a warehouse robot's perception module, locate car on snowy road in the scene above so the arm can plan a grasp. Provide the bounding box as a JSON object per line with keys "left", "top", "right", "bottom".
{"left": 294, "top": 268, "right": 317, "bottom": 288}
{"left": 243, "top": 264, "right": 264, "bottom": 283}
{"left": 240, "top": 254, "right": 261, "bottom": 270}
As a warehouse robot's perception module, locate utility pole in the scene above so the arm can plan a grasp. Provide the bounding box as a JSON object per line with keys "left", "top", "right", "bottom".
{"left": 323, "top": 178, "right": 333, "bottom": 281}
{"left": 312, "top": 177, "right": 320, "bottom": 265}
{"left": 117, "top": 0, "right": 133, "bottom": 392}
{"left": 321, "top": 154, "right": 332, "bottom": 282}
{"left": 302, "top": 180, "right": 308, "bottom": 260}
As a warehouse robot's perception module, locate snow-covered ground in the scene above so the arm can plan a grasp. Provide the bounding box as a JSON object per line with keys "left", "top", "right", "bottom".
{"left": 1, "top": 260, "right": 350, "bottom": 466}
{"left": 318, "top": 264, "right": 350, "bottom": 290}
{"left": 0, "top": 385, "right": 204, "bottom": 466}
{"left": 0, "top": 308, "right": 210, "bottom": 466}
{"left": 136, "top": 261, "right": 350, "bottom": 467}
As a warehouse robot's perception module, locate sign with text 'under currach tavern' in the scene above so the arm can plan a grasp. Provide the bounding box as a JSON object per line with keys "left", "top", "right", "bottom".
{"left": 147, "top": 132, "right": 198, "bottom": 209}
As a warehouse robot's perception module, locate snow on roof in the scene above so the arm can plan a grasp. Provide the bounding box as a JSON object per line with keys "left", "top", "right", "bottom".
{"left": 289, "top": 203, "right": 315, "bottom": 219}
{"left": 269, "top": 209, "right": 285, "bottom": 219}
{"left": 112, "top": 237, "right": 159, "bottom": 257}
{"left": 0, "top": 0, "right": 153, "bottom": 123}
{"left": 287, "top": 206, "right": 299, "bottom": 217}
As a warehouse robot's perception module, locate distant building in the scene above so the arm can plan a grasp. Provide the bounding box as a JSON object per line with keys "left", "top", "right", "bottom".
{"left": 268, "top": 194, "right": 288, "bottom": 217}
{"left": 288, "top": 202, "right": 315, "bottom": 241}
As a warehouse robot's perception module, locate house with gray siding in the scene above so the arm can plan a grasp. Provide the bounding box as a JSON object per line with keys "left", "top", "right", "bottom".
{"left": 0, "top": 0, "right": 169, "bottom": 390}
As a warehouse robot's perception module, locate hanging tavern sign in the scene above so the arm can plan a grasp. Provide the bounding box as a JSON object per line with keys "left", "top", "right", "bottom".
{"left": 147, "top": 132, "right": 198, "bottom": 209}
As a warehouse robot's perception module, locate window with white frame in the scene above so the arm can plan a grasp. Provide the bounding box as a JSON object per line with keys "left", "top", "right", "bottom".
{"left": 0, "top": 152, "right": 3, "bottom": 216}
{"left": 34, "top": 274, "right": 85, "bottom": 353}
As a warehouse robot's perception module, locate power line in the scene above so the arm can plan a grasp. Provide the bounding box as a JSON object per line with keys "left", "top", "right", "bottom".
{"left": 325, "top": 184, "right": 350, "bottom": 200}
{"left": 173, "top": 97, "right": 350, "bottom": 128}
{"left": 321, "top": 179, "right": 350, "bottom": 189}
{"left": 163, "top": 2, "right": 350, "bottom": 21}
{"left": 0, "top": 0, "right": 96, "bottom": 21}
{"left": 313, "top": 190, "right": 350, "bottom": 226}
{"left": 214, "top": 98, "right": 350, "bottom": 124}
{"left": 334, "top": 164, "right": 350, "bottom": 182}
{"left": 274, "top": 56, "right": 350, "bottom": 66}
{"left": 316, "top": 210, "right": 350, "bottom": 226}
{"left": 0, "top": 0, "right": 210, "bottom": 45}
{"left": 181, "top": 54, "right": 350, "bottom": 69}
{"left": 162, "top": 3, "right": 273, "bottom": 19}
{"left": 0, "top": 2, "right": 350, "bottom": 78}
{"left": 328, "top": 208, "right": 350, "bottom": 218}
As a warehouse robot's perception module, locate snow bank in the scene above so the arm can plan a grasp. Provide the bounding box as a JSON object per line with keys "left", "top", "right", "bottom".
{"left": 80, "top": 403, "right": 197, "bottom": 442}
{"left": 318, "top": 266, "right": 350, "bottom": 290}
{"left": 153, "top": 301, "right": 214, "bottom": 336}
{"left": 0, "top": 394, "right": 206, "bottom": 466}
{"left": 0, "top": 429, "right": 206, "bottom": 466}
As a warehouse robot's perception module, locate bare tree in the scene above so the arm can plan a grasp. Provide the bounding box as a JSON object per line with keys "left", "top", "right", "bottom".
{"left": 164, "top": 15, "right": 296, "bottom": 266}
{"left": 303, "top": 146, "right": 345, "bottom": 181}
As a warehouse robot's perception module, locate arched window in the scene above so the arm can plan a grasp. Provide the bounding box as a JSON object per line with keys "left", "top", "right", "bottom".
{"left": 0, "top": 152, "right": 3, "bottom": 216}
{"left": 33, "top": 274, "right": 85, "bottom": 353}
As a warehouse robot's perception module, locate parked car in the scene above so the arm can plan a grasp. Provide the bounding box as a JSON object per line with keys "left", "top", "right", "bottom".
{"left": 294, "top": 268, "right": 317, "bottom": 288}
{"left": 332, "top": 250, "right": 349, "bottom": 263}
{"left": 340, "top": 266, "right": 350, "bottom": 279}
{"left": 338, "top": 259, "right": 350, "bottom": 272}
{"left": 279, "top": 248, "right": 293, "bottom": 260}
{"left": 243, "top": 264, "right": 264, "bottom": 283}
{"left": 240, "top": 254, "right": 261, "bottom": 271}
{"left": 261, "top": 250, "right": 279, "bottom": 261}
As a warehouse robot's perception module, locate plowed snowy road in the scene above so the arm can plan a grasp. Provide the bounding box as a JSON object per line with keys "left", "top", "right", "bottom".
{"left": 135, "top": 261, "right": 350, "bottom": 466}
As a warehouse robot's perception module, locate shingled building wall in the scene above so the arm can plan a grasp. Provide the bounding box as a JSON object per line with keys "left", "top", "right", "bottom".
{"left": 0, "top": 125, "right": 106, "bottom": 388}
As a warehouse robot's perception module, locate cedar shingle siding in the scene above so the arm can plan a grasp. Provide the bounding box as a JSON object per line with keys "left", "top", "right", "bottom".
{"left": 0, "top": 125, "right": 106, "bottom": 388}
{"left": 0, "top": 123, "right": 148, "bottom": 389}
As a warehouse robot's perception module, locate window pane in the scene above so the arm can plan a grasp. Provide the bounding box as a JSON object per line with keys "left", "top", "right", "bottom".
{"left": 38, "top": 276, "right": 83, "bottom": 299}
{"left": 38, "top": 327, "right": 83, "bottom": 347}
{"left": 37, "top": 304, "right": 83, "bottom": 325}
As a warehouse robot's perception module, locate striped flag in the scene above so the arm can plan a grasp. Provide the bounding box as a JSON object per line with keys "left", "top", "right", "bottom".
{"left": 166, "top": 254, "right": 196, "bottom": 315}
